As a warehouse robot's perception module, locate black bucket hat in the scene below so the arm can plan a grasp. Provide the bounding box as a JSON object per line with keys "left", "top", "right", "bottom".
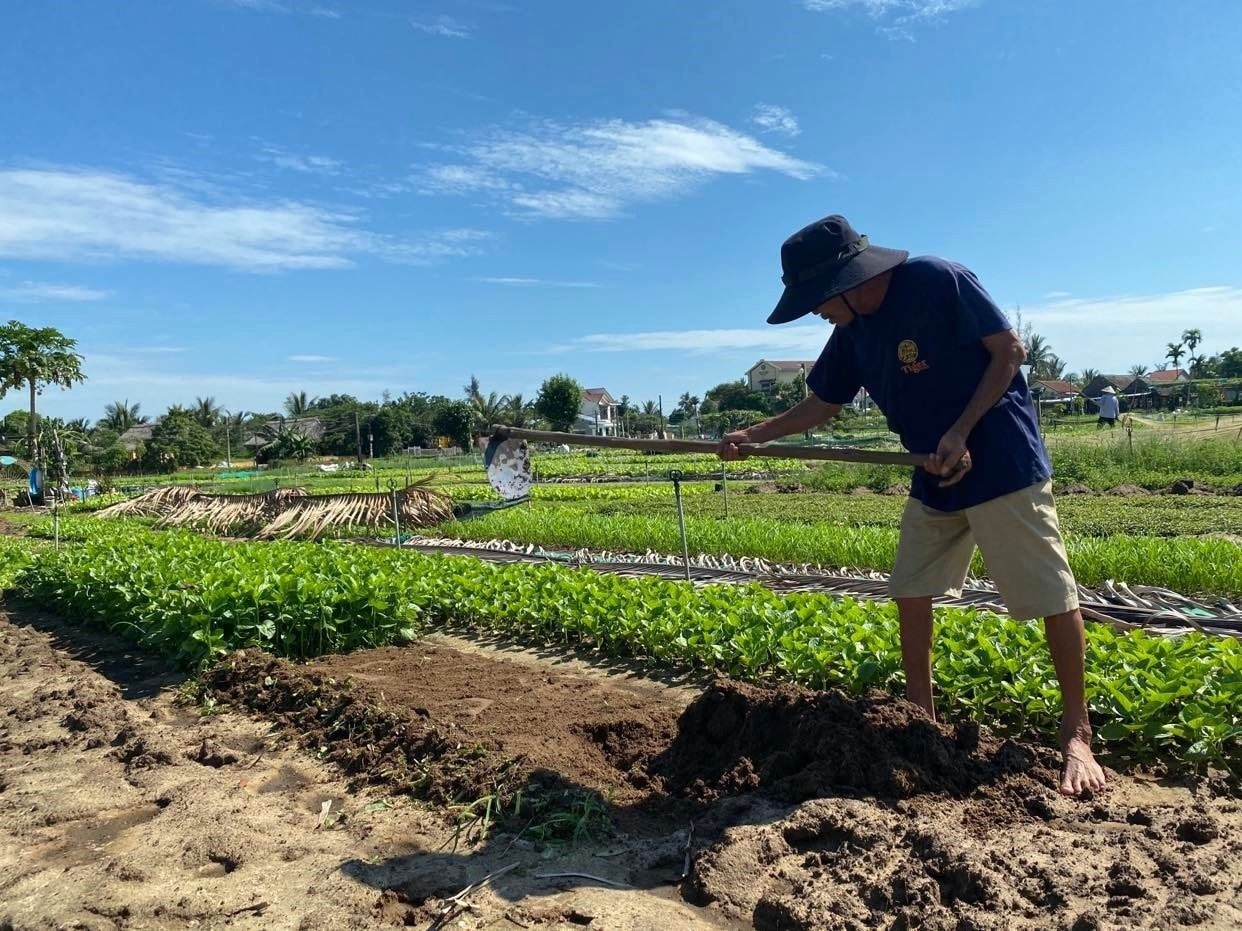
{"left": 768, "top": 214, "right": 908, "bottom": 324}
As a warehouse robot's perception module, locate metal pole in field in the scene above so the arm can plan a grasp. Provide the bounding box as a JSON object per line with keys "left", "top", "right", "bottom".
{"left": 721, "top": 464, "right": 729, "bottom": 520}
{"left": 389, "top": 479, "right": 401, "bottom": 544}
{"left": 52, "top": 500, "right": 60, "bottom": 551}
{"left": 670, "top": 469, "right": 691, "bottom": 582}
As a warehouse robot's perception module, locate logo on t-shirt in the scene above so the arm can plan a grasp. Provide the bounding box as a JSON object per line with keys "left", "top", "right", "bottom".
{"left": 897, "top": 339, "right": 930, "bottom": 374}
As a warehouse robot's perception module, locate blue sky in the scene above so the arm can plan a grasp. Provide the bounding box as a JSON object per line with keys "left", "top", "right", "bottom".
{"left": 4, "top": 0, "right": 1241, "bottom": 421}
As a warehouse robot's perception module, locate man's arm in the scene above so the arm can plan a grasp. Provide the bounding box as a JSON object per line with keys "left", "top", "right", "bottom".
{"left": 718, "top": 395, "right": 841, "bottom": 459}
{"left": 928, "top": 328, "right": 1026, "bottom": 486}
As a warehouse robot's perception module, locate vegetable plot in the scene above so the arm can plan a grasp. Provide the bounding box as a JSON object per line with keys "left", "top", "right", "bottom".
{"left": 12, "top": 529, "right": 1240, "bottom": 774}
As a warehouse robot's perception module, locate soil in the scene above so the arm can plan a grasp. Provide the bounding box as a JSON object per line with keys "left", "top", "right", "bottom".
{"left": 2, "top": 612, "right": 1240, "bottom": 931}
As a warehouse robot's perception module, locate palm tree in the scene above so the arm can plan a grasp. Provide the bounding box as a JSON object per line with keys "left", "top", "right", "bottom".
{"left": 1024, "top": 333, "right": 1053, "bottom": 376}
{"left": 1040, "top": 354, "right": 1066, "bottom": 380}
{"left": 285, "top": 391, "right": 314, "bottom": 417}
{"left": 194, "top": 396, "right": 221, "bottom": 428}
{"left": 1181, "top": 328, "right": 1202, "bottom": 356}
{"left": 1079, "top": 368, "right": 1101, "bottom": 386}
{"left": 256, "top": 423, "right": 315, "bottom": 462}
{"left": 100, "top": 399, "right": 146, "bottom": 432}
{"left": 1165, "top": 342, "right": 1185, "bottom": 370}
{"left": 641, "top": 400, "right": 658, "bottom": 416}
{"left": 678, "top": 392, "right": 700, "bottom": 419}
{"left": 503, "top": 393, "right": 534, "bottom": 428}
{"left": 1128, "top": 364, "right": 1148, "bottom": 379}
{"left": 0, "top": 321, "right": 86, "bottom": 466}
{"left": 1188, "top": 354, "right": 1207, "bottom": 378}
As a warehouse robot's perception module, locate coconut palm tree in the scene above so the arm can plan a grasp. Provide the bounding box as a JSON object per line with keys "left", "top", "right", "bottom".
{"left": 285, "top": 391, "right": 314, "bottom": 417}
{"left": 0, "top": 321, "right": 86, "bottom": 466}
{"left": 503, "top": 393, "right": 535, "bottom": 428}
{"left": 1181, "top": 328, "right": 1203, "bottom": 356}
{"left": 641, "top": 400, "right": 658, "bottom": 416}
{"left": 1187, "top": 354, "right": 1207, "bottom": 378}
{"left": 1024, "top": 333, "right": 1053, "bottom": 376}
{"left": 1079, "top": 368, "right": 1101, "bottom": 386}
{"left": 1165, "top": 342, "right": 1185, "bottom": 370}
{"left": 678, "top": 392, "right": 700, "bottom": 419}
{"left": 194, "top": 396, "right": 221, "bottom": 428}
{"left": 100, "top": 399, "right": 147, "bottom": 431}
{"left": 1128, "top": 364, "right": 1148, "bottom": 379}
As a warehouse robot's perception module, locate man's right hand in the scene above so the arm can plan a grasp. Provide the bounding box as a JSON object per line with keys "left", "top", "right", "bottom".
{"left": 718, "top": 429, "right": 752, "bottom": 461}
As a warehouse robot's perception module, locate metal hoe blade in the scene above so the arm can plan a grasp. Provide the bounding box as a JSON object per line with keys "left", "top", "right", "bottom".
{"left": 485, "top": 437, "right": 533, "bottom": 501}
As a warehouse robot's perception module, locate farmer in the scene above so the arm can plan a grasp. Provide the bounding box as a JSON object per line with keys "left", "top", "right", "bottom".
{"left": 718, "top": 214, "right": 1106, "bottom": 797}
{"left": 1095, "top": 385, "right": 1120, "bottom": 428}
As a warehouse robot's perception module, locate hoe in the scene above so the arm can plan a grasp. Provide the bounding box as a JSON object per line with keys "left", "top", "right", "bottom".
{"left": 483, "top": 425, "right": 929, "bottom": 501}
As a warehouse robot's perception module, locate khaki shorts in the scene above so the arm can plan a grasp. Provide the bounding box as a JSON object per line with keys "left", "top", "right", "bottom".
{"left": 888, "top": 480, "right": 1079, "bottom": 621}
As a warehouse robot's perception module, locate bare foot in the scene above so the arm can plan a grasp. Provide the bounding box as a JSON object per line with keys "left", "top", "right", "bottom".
{"left": 1060, "top": 729, "right": 1107, "bottom": 797}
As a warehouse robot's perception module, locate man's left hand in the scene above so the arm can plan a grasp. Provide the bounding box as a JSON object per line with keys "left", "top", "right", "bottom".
{"left": 926, "top": 430, "right": 972, "bottom": 487}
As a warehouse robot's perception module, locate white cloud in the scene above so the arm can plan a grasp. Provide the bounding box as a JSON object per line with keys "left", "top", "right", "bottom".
{"left": 309, "top": 7, "right": 340, "bottom": 17}
{"left": 410, "top": 16, "right": 471, "bottom": 38}
{"left": 1042, "top": 290, "right": 1073, "bottom": 300}
{"left": 567, "top": 324, "right": 830, "bottom": 355}
{"left": 803, "top": 0, "right": 974, "bottom": 18}
{"left": 0, "top": 167, "right": 489, "bottom": 271}
{"left": 803, "top": 0, "right": 977, "bottom": 38}
{"left": 256, "top": 145, "right": 344, "bottom": 175}
{"left": 127, "top": 346, "right": 188, "bottom": 354}
{"left": 419, "top": 116, "right": 824, "bottom": 220}
{"left": 477, "top": 277, "right": 600, "bottom": 288}
{"left": 288, "top": 354, "right": 334, "bottom": 362}
{"left": 1021, "top": 285, "right": 1242, "bottom": 373}
{"left": 753, "top": 104, "right": 801, "bottom": 137}
{"left": 221, "top": 0, "right": 289, "bottom": 11}
{"left": 0, "top": 281, "right": 110, "bottom": 302}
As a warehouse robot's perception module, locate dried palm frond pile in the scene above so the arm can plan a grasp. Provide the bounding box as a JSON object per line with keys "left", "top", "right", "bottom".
{"left": 96, "top": 482, "right": 454, "bottom": 540}
{"left": 256, "top": 484, "right": 455, "bottom": 540}
{"left": 158, "top": 487, "right": 309, "bottom": 535}
{"left": 96, "top": 485, "right": 200, "bottom": 519}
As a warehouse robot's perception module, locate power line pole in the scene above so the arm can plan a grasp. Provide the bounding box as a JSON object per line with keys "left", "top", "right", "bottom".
{"left": 354, "top": 410, "right": 363, "bottom": 465}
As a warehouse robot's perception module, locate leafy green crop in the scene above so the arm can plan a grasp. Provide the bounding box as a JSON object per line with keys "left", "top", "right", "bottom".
{"left": 435, "top": 505, "right": 1242, "bottom": 597}
{"left": 13, "top": 527, "right": 1239, "bottom": 774}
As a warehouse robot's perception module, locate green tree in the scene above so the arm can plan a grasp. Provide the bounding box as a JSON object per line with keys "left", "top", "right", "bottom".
{"left": 370, "top": 406, "right": 413, "bottom": 457}
{"left": 432, "top": 401, "right": 474, "bottom": 452}
{"left": 535, "top": 374, "right": 584, "bottom": 432}
{"left": 142, "top": 409, "right": 219, "bottom": 472}
{"left": 502, "top": 393, "right": 535, "bottom": 428}
{"left": 1079, "top": 368, "right": 1101, "bottom": 386}
{"left": 1165, "top": 342, "right": 1185, "bottom": 370}
{"left": 703, "top": 380, "right": 768, "bottom": 413}
{"left": 1128, "top": 364, "right": 1148, "bottom": 379}
{"left": 100, "top": 399, "right": 146, "bottom": 431}
{"left": 464, "top": 375, "right": 510, "bottom": 433}
{"left": 285, "top": 391, "right": 315, "bottom": 417}
{"left": 1181, "top": 328, "right": 1202, "bottom": 356}
{"left": 193, "top": 396, "right": 221, "bottom": 428}
{"left": 0, "top": 321, "right": 86, "bottom": 465}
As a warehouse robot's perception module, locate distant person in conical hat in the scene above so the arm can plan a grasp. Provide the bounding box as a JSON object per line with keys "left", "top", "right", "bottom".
{"left": 1096, "top": 385, "right": 1120, "bottom": 428}
{"left": 719, "top": 214, "right": 1106, "bottom": 797}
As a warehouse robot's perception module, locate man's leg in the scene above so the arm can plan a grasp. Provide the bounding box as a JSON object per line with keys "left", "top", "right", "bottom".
{"left": 888, "top": 498, "right": 973, "bottom": 721}
{"left": 1044, "top": 609, "right": 1107, "bottom": 795}
{"left": 896, "top": 596, "right": 936, "bottom": 719}
{"left": 968, "top": 481, "right": 1108, "bottom": 797}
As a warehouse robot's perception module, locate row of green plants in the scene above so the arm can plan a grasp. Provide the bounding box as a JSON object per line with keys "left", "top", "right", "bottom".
{"left": 434, "top": 505, "right": 1242, "bottom": 597}
{"left": 575, "top": 490, "right": 1242, "bottom": 537}
{"left": 9, "top": 529, "right": 1238, "bottom": 774}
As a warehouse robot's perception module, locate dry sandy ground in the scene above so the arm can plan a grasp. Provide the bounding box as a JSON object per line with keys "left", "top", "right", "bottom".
{"left": 0, "top": 609, "right": 741, "bottom": 931}
{"left": 1, "top": 608, "right": 1238, "bottom": 931}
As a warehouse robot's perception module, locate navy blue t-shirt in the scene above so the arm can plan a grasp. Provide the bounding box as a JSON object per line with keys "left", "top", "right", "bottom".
{"left": 807, "top": 256, "right": 1051, "bottom": 512}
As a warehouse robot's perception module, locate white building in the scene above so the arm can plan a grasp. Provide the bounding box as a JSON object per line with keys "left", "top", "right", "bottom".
{"left": 577, "top": 387, "right": 618, "bottom": 435}
{"left": 746, "top": 359, "right": 815, "bottom": 394}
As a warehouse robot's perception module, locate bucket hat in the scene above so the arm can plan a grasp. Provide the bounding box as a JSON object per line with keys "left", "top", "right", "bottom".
{"left": 768, "top": 214, "right": 908, "bottom": 324}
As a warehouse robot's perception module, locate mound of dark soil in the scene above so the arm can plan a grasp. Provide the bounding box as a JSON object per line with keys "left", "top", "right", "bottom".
{"left": 1059, "top": 483, "right": 1094, "bottom": 495}
{"left": 205, "top": 650, "right": 541, "bottom": 807}
{"left": 638, "top": 681, "right": 1061, "bottom": 804}
{"left": 1104, "top": 485, "right": 1149, "bottom": 496}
